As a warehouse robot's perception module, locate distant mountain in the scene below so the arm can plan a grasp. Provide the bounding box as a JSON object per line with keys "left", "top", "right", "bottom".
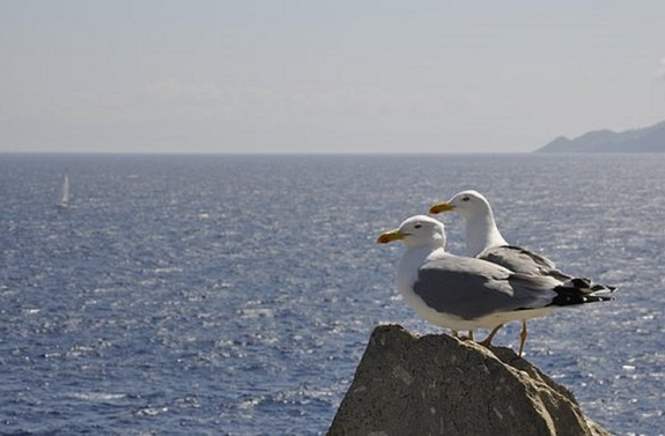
{"left": 536, "top": 120, "right": 665, "bottom": 153}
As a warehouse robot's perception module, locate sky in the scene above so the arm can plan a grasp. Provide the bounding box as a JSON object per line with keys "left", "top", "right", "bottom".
{"left": 1, "top": 0, "right": 664, "bottom": 153}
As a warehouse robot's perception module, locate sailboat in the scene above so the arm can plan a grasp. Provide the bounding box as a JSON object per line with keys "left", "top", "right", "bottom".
{"left": 57, "top": 174, "right": 70, "bottom": 208}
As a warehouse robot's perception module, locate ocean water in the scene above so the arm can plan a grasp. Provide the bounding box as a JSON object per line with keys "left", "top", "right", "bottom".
{"left": 1, "top": 153, "right": 664, "bottom": 435}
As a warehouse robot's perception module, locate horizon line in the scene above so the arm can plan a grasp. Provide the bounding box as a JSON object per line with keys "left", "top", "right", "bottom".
{"left": 0, "top": 150, "right": 535, "bottom": 156}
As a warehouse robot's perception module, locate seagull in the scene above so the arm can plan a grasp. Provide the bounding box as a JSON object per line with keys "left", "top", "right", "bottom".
{"left": 429, "top": 190, "right": 616, "bottom": 355}
{"left": 377, "top": 215, "right": 614, "bottom": 355}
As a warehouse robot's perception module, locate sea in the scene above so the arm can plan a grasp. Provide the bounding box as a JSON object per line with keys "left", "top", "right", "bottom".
{"left": 1, "top": 154, "right": 663, "bottom": 435}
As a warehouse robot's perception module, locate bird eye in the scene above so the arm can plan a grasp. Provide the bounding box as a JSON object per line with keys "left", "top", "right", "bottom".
{"left": 461, "top": 197, "right": 470, "bottom": 202}
{"left": 414, "top": 224, "right": 422, "bottom": 229}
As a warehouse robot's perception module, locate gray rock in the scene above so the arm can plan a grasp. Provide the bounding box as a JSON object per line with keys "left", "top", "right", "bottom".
{"left": 328, "top": 325, "right": 610, "bottom": 436}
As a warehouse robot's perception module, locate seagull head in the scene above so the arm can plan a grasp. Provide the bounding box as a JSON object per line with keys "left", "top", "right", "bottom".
{"left": 377, "top": 215, "right": 446, "bottom": 248}
{"left": 429, "top": 190, "right": 492, "bottom": 219}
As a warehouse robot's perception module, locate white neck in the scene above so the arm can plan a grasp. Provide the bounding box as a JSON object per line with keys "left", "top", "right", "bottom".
{"left": 397, "top": 245, "right": 445, "bottom": 295}
{"left": 464, "top": 209, "right": 507, "bottom": 256}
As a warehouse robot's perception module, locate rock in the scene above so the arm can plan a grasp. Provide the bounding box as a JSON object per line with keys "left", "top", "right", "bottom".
{"left": 328, "top": 325, "right": 610, "bottom": 436}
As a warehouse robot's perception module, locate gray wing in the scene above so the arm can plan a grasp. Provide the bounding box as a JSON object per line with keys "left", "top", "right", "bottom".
{"left": 478, "top": 245, "right": 571, "bottom": 282}
{"left": 412, "top": 255, "right": 558, "bottom": 320}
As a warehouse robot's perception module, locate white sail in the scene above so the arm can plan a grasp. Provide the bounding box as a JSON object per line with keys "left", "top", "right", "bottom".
{"left": 58, "top": 174, "right": 70, "bottom": 207}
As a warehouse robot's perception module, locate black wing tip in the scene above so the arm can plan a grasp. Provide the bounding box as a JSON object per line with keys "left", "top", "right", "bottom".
{"left": 548, "top": 286, "right": 616, "bottom": 307}
{"left": 563, "top": 277, "right": 618, "bottom": 293}
{"left": 570, "top": 277, "right": 592, "bottom": 288}
{"left": 548, "top": 295, "right": 614, "bottom": 307}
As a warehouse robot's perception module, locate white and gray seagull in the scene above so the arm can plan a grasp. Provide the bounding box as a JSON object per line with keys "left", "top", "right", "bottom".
{"left": 429, "top": 190, "right": 616, "bottom": 355}
{"left": 377, "top": 215, "right": 614, "bottom": 355}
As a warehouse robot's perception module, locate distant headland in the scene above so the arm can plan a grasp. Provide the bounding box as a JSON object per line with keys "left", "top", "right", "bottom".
{"left": 536, "top": 120, "right": 665, "bottom": 153}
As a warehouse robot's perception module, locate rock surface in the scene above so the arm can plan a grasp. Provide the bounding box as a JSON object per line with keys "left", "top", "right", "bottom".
{"left": 328, "top": 325, "right": 610, "bottom": 436}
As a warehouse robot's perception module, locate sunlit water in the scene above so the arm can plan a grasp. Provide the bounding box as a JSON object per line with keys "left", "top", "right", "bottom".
{"left": 1, "top": 154, "right": 663, "bottom": 435}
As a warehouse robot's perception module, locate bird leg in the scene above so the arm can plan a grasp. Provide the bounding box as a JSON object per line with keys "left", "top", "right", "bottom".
{"left": 518, "top": 321, "right": 528, "bottom": 357}
{"left": 451, "top": 330, "right": 475, "bottom": 341}
{"left": 480, "top": 324, "right": 503, "bottom": 347}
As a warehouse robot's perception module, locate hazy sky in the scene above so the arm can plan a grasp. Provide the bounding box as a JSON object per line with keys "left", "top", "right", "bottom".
{"left": 2, "top": 0, "right": 664, "bottom": 153}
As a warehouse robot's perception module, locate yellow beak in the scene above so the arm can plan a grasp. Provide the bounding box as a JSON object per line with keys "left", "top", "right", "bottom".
{"left": 429, "top": 202, "right": 456, "bottom": 214}
{"left": 376, "top": 229, "right": 406, "bottom": 244}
